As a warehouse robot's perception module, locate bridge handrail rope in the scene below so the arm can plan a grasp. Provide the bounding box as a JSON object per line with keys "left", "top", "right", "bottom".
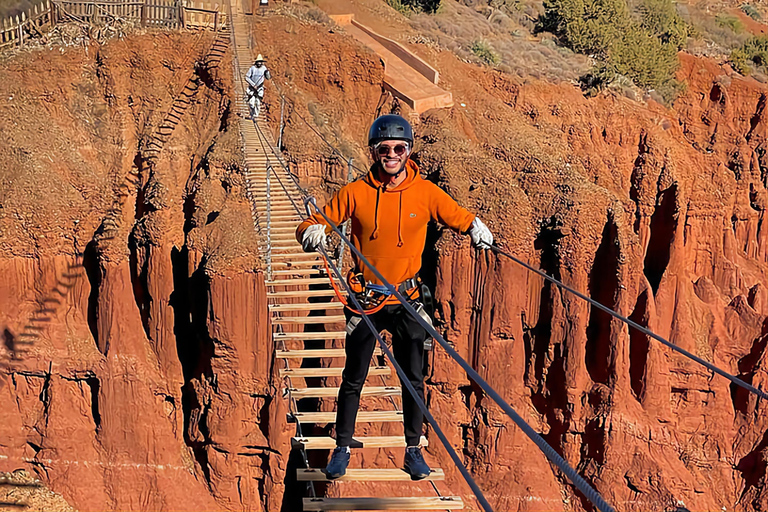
{"left": 316, "top": 243, "right": 494, "bottom": 512}
{"left": 487, "top": 245, "right": 768, "bottom": 401}
{"left": 225, "top": 0, "right": 319, "bottom": 502}
{"left": 255, "top": 98, "right": 764, "bottom": 510}
{"left": 304, "top": 196, "right": 616, "bottom": 512}
{"left": 257, "top": 159, "right": 478, "bottom": 509}
{"left": 256, "top": 129, "right": 613, "bottom": 510}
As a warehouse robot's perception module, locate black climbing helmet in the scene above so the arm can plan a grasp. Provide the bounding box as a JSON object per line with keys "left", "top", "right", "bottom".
{"left": 368, "top": 114, "right": 414, "bottom": 146}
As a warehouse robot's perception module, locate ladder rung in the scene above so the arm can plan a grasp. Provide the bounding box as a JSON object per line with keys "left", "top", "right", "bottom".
{"left": 271, "top": 269, "right": 327, "bottom": 276}
{"left": 269, "top": 302, "right": 343, "bottom": 311}
{"left": 267, "top": 278, "right": 331, "bottom": 286}
{"left": 272, "top": 315, "right": 345, "bottom": 324}
{"left": 274, "top": 331, "right": 345, "bottom": 340}
{"left": 276, "top": 348, "right": 382, "bottom": 358}
{"left": 291, "top": 435, "right": 427, "bottom": 449}
{"left": 291, "top": 410, "right": 403, "bottom": 424}
{"left": 287, "top": 386, "right": 400, "bottom": 398}
{"left": 269, "top": 261, "right": 323, "bottom": 270}
{"left": 268, "top": 290, "right": 335, "bottom": 298}
{"left": 303, "top": 497, "right": 463, "bottom": 511}
{"left": 279, "top": 366, "right": 389, "bottom": 378}
{"left": 270, "top": 254, "right": 318, "bottom": 261}
{"left": 297, "top": 468, "right": 444, "bottom": 482}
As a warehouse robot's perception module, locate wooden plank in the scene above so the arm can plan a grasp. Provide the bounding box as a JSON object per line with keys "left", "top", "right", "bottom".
{"left": 303, "top": 497, "right": 463, "bottom": 511}
{"left": 279, "top": 366, "right": 389, "bottom": 378}
{"left": 287, "top": 386, "right": 400, "bottom": 398}
{"left": 267, "top": 278, "right": 331, "bottom": 286}
{"left": 291, "top": 410, "right": 403, "bottom": 424}
{"left": 269, "top": 253, "right": 320, "bottom": 261}
{"left": 297, "top": 468, "right": 444, "bottom": 482}
{"left": 269, "top": 302, "right": 344, "bottom": 312}
{"left": 271, "top": 269, "right": 327, "bottom": 276}
{"left": 291, "top": 435, "right": 427, "bottom": 450}
{"left": 267, "top": 290, "right": 336, "bottom": 298}
{"left": 276, "top": 348, "right": 382, "bottom": 359}
{"left": 273, "top": 331, "right": 345, "bottom": 340}
{"left": 272, "top": 315, "right": 345, "bottom": 325}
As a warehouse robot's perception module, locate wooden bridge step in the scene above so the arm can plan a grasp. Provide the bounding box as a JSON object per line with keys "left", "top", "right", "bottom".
{"left": 297, "top": 468, "right": 444, "bottom": 482}
{"left": 287, "top": 386, "right": 400, "bottom": 398}
{"left": 273, "top": 331, "right": 345, "bottom": 340}
{"left": 291, "top": 410, "right": 403, "bottom": 424}
{"left": 291, "top": 435, "right": 426, "bottom": 449}
{"left": 272, "top": 326, "right": 344, "bottom": 338}
{"left": 267, "top": 278, "right": 331, "bottom": 286}
{"left": 279, "top": 366, "right": 388, "bottom": 378}
{"left": 276, "top": 348, "right": 382, "bottom": 359}
{"left": 303, "top": 496, "right": 463, "bottom": 510}
{"left": 269, "top": 302, "right": 343, "bottom": 312}
{"left": 272, "top": 315, "right": 345, "bottom": 324}
{"left": 267, "top": 290, "right": 335, "bottom": 298}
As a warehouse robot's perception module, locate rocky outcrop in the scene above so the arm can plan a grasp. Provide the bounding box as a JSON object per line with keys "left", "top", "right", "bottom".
{"left": 1, "top": 6, "right": 768, "bottom": 512}
{"left": 0, "top": 32, "right": 280, "bottom": 511}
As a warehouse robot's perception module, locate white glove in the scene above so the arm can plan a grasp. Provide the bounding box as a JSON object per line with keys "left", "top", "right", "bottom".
{"left": 301, "top": 224, "right": 327, "bottom": 253}
{"left": 469, "top": 217, "right": 493, "bottom": 249}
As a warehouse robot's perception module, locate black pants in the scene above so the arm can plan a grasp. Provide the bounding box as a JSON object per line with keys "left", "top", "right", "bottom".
{"left": 335, "top": 304, "right": 429, "bottom": 447}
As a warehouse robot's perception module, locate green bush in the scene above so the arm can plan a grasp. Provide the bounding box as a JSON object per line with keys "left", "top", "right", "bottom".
{"left": 540, "top": 0, "right": 688, "bottom": 92}
{"left": 730, "top": 35, "right": 768, "bottom": 75}
{"left": 741, "top": 4, "right": 761, "bottom": 21}
{"left": 471, "top": 39, "right": 502, "bottom": 65}
{"left": 716, "top": 14, "right": 745, "bottom": 34}
{"left": 636, "top": 0, "right": 693, "bottom": 48}
{"left": 388, "top": 0, "right": 442, "bottom": 14}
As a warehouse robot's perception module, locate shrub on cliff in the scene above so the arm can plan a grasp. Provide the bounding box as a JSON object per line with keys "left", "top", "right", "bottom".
{"left": 539, "top": 0, "right": 689, "bottom": 97}
{"left": 716, "top": 14, "right": 745, "bottom": 34}
{"left": 741, "top": 4, "right": 761, "bottom": 21}
{"left": 730, "top": 35, "right": 768, "bottom": 75}
{"left": 471, "top": 39, "right": 502, "bottom": 65}
{"left": 388, "top": 0, "right": 442, "bottom": 14}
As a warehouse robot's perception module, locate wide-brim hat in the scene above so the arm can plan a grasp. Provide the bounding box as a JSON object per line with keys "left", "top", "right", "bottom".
{"left": 254, "top": 54, "right": 266, "bottom": 62}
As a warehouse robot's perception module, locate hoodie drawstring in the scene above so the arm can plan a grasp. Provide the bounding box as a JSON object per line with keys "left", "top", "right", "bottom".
{"left": 397, "top": 191, "right": 403, "bottom": 247}
{"left": 371, "top": 186, "right": 382, "bottom": 240}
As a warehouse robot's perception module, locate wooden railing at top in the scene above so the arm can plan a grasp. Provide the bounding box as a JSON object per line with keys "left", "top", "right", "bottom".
{"left": 0, "top": 0, "right": 226, "bottom": 51}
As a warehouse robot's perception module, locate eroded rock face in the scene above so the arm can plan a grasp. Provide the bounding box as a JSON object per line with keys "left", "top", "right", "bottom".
{"left": 0, "top": 32, "right": 276, "bottom": 511}
{"left": 257, "top": 12, "right": 768, "bottom": 508}
{"left": 409, "top": 53, "right": 768, "bottom": 511}
{"left": 1, "top": 10, "right": 768, "bottom": 512}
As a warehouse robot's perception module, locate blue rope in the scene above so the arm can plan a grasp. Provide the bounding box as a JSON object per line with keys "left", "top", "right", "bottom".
{"left": 317, "top": 245, "right": 494, "bottom": 512}
{"left": 488, "top": 245, "right": 768, "bottom": 401}
{"left": 304, "top": 197, "right": 616, "bottom": 512}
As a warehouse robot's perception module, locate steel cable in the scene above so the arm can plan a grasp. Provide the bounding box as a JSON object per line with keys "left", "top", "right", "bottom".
{"left": 487, "top": 245, "right": 768, "bottom": 401}
{"left": 317, "top": 244, "right": 494, "bottom": 512}
{"left": 304, "top": 196, "right": 616, "bottom": 512}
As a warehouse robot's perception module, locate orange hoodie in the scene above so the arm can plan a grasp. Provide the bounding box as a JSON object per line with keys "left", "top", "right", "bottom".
{"left": 296, "top": 160, "right": 475, "bottom": 288}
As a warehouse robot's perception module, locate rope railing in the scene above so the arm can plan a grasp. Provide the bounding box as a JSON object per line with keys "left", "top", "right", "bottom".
{"left": 488, "top": 245, "right": 768, "bottom": 401}
{"left": 225, "top": 0, "right": 320, "bottom": 502}
{"left": 258, "top": 157, "right": 491, "bottom": 509}
{"left": 251, "top": 106, "right": 615, "bottom": 509}
{"left": 316, "top": 243, "right": 494, "bottom": 512}
{"left": 303, "top": 196, "right": 616, "bottom": 512}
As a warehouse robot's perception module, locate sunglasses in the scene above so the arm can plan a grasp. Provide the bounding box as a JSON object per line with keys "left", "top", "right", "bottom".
{"left": 374, "top": 143, "right": 409, "bottom": 157}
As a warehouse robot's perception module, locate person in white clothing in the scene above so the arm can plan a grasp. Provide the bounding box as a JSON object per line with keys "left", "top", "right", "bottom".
{"left": 245, "top": 54, "right": 271, "bottom": 119}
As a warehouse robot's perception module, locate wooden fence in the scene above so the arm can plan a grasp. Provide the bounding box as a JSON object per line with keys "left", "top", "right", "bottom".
{"left": 0, "top": 0, "right": 225, "bottom": 50}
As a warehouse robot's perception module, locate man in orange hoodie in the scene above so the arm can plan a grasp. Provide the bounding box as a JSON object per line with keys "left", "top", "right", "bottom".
{"left": 295, "top": 114, "right": 493, "bottom": 480}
